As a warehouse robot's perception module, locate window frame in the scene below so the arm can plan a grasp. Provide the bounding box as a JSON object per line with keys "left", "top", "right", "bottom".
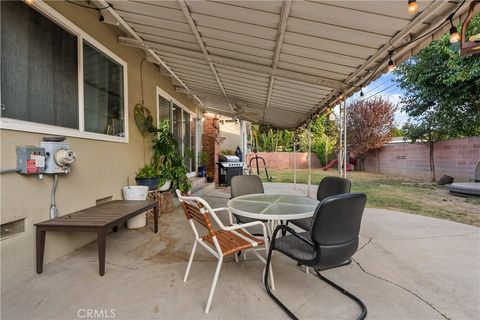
{"left": 0, "top": 1, "right": 129, "bottom": 143}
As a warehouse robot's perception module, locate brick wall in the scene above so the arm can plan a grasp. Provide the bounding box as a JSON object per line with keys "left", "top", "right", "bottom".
{"left": 246, "top": 152, "right": 322, "bottom": 170}
{"left": 202, "top": 116, "right": 220, "bottom": 184}
{"left": 364, "top": 137, "right": 480, "bottom": 181}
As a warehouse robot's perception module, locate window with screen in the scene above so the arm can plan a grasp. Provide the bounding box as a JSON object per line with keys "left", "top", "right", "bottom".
{"left": 83, "top": 41, "right": 124, "bottom": 136}
{"left": 1, "top": 1, "right": 78, "bottom": 128}
{"left": 0, "top": 1, "right": 127, "bottom": 142}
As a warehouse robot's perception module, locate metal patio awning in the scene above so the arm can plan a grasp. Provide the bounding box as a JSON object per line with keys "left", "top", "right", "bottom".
{"left": 95, "top": 0, "right": 473, "bottom": 128}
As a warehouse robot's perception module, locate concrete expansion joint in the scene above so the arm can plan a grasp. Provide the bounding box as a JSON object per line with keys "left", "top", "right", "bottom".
{"left": 351, "top": 258, "right": 450, "bottom": 320}
{"left": 104, "top": 261, "right": 140, "bottom": 270}
{"left": 387, "top": 231, "right": 480, "bottom": 241}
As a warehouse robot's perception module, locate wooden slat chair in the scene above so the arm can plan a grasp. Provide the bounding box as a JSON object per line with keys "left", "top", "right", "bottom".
{"left": 175, "top": 189, "right": 275, "bottom": 313}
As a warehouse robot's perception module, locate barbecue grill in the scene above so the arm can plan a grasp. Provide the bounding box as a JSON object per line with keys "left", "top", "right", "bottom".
{"left": 217, "top": 155, "right": 244, "bottom": 186}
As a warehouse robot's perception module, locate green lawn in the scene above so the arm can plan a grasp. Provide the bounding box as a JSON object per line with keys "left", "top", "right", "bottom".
{"left": 262, "top": 169, "right": 480, "bottom": 227}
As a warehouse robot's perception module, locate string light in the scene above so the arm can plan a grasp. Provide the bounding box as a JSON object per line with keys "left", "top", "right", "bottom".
{"left": 449, "top": 15, "right": 461, "bottom": 43}
{"left": 387, "top": 52, "right": 396, "bottom": 72}
{"left": 407, "top": 0, "right": 418, "bottom": 14}
{"left": 360, "top": 89, "right": 364, "bottom": 97}
{"left": 24, "top": 0, "right": 34, "bottom": 5}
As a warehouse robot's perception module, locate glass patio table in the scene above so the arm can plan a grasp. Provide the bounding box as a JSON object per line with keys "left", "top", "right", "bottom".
{"left": 227, "top": 193, "right": 319, "bottom": 236}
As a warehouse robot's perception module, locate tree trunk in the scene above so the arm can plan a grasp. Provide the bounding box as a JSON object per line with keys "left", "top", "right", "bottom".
{"left": 429, "top": 141, "right": 436, "bottom": 182}
{"left": 358, "top": 157, "right": 365, "bottom": 171}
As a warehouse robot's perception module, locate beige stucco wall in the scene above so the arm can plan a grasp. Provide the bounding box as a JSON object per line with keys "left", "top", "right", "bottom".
{"left": 0, "top": 1, "right": 197, "bottom": 291}
{"left": 219, "top": 122, "right": 241, "bottom": 152}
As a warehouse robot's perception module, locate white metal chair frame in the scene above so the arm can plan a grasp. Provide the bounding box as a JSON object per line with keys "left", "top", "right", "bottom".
{"left": 176, "top": 190, "right": 275, "bottom": 313}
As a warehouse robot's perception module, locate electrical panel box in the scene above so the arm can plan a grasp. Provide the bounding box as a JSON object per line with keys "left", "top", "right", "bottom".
{"left": 16, "top": 147, "right": 46, "bottom": 174}
{"left": 40, "top": 138, "right": 77, "bottom": 174}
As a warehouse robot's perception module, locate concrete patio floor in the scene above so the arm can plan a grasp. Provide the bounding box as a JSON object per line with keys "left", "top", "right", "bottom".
{"left": 2, "top": 183, "right": 479, "bottom": 320}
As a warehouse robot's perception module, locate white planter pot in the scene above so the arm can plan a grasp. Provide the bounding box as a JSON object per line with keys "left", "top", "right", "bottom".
{"left": 122, "top": 186, "right": 149, "bottom": 229}
{"left": 159, "top": 180, "right": 172, "bottom": 192}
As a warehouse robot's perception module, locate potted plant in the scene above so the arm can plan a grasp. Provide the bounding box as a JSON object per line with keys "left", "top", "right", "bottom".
{"left": 135, "top": 164, "right": 160, "bottom": 190}
{"left": 171, "top": 154, "right": 193, "bottom": 195}
{"left": 197, "top": 150, "right": 209, "bottom": 177}
{"left": 152, "top": 120, "right": 177, "bottom": 190}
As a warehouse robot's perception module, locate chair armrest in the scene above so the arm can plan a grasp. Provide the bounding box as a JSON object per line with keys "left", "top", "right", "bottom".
{"left": 222, "top": 220, "right": 267, "bottom": 237}
{"left": 272, "top": 225, "right": 315, "bottom": 248}
{"left": 223, "top": 220, "right": 264, "bottom": 230}
{"left": 212, "top": 207, "right": 234, "bottom": 225}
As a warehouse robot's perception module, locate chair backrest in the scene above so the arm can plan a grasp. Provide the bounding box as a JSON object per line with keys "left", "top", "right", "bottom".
{"left": 231, "top": 175, "right": 264, "bottom": 198}
{"left": 176, "top": 190, "right": 216, "bottom": 238}
{"left": 310, "top": 193, "right": 367, "bottom": 267}
{"left": 475, "top": 161, "right": 480, "bottom": 180}
{"left": 317, "top": 176, "right": 351, "bottom": 201}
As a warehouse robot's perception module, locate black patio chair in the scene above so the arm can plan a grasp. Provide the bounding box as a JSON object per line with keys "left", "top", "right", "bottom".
{"left": 230, "top": 175, "right": 267, "bottom": 224}
{"left": 264, "top": 193, "right": 368, "bottom": 320}
{"left": 289, "top": 176, "right": 352, "bottom": 231}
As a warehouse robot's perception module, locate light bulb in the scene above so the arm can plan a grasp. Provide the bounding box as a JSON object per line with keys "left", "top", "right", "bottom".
{"left": 408, "top": 0, "right": 418, "bottom": 14}
{"left": 387, "top": 59, "right": 396, "bottom": 73}
{"left": 24, "top": 0, "right": 35, "bottom": 5}
{"left": 449, "top": 26, "right": 461, "bottom": 43}
{"left": 360, "top": 90, "right": 364, "bottom": 97}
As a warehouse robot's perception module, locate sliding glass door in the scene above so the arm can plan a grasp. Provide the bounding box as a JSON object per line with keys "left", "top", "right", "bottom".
{"left": 157, "top": 93, "right": 198, "bottom": 174}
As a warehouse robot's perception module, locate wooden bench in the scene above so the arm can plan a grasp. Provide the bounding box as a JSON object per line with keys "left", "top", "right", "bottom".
{"left": 35, "top": 200, "right": 159, "bottom": 276}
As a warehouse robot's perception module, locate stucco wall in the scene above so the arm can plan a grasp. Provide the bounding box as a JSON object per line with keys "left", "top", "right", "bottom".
{"left": 0, "top": 1, "right": 196, "bottom": 291}
{"left": 364, "top": 137, "right": 480, "bottom": 181}
{"left": 219, "top": 122, "right": 241, "bottom": 152}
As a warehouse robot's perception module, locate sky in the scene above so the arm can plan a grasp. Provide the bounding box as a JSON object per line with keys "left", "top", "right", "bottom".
{"left": 346, "top": 72, "right": 409, "bottom": 128}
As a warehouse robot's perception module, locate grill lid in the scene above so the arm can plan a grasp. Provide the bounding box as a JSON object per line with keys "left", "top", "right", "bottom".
{"left": 219, "top": 155, "right": 240, "bottom": 162}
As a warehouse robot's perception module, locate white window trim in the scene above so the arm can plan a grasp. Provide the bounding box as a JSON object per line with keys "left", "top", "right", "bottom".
{"left": 156, "top": 86, "right": 199, "bottom": 176}
{"left": 0, "top": 0, "right": 129, "bottom": 143}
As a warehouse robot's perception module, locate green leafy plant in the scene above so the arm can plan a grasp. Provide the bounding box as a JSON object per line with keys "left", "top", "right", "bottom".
{"left": 220, "top": 149, "right": 235, "bottom": 156}
{"left": 150, "top": 120, "right": 191, "bottom": 192}
{"left": 136, "top": 164, "right": 159, "bottom": 178}
{"left": 198, "top": 150, "right": 210, "bottom": 167}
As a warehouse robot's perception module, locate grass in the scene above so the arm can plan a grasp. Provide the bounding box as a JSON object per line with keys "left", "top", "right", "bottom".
{"left": 261, "top": 169, "right": 480, "bottom": 227}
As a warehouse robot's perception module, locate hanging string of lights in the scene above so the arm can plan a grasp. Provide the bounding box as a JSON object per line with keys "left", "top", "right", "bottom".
{"left": 352, "top": 0, "right": 466, "bottom": 99}
{"left": 301, "top": 0, "right": 467, "bottom": 128}
{"left": 24, "top": 0, "right": 112, "bottom": 22}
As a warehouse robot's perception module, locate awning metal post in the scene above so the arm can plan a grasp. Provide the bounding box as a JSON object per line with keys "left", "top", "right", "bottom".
{"left": 343, "top": 99, "right": 347, "bottom": 178}
{"left": 293, "top": 137, "right": 297, "bottom": 189}
{"left": 338, "top": 103, "right": 343, "bottom": 177}
{"left": 307, "top": 121, "right": 312, "bottom": 197}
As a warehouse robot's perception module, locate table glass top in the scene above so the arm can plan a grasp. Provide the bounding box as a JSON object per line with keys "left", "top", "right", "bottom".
{"left": 228, "top": 193, "right": 319, "bottom": 218}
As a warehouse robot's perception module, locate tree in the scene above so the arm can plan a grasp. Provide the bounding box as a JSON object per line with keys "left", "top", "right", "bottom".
{"left": 395, "top": 15, "right": 480, "bottom": 138}
{"left": 402, "top": 114, "right": 449, "bottom": 181}
{"left": 346, "top": 97, "right": 396, "bottom": 170}
{"left": 395, "top": 15, "right": 480, "bottom": 181}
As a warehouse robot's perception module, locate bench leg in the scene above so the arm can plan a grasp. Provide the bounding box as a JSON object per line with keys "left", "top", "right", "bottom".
{"left": 153, "top": 205, "right": 159, "bottom": 233}
{"left": 36, "top": 229, "right": 46, "bottom": 274}
{"left": 98, "top": 231, "right": 106, "bottom": 276}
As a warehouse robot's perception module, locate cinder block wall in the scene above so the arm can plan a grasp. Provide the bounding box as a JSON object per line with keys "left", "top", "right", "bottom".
{"left": 246, "top": 152, "right": 322, "bottom": 170}
{"left": 364, "top": 137, "right": 480, "bottom": 181}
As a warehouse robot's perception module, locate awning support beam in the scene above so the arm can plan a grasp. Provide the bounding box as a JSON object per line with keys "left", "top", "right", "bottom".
{"left": 118, "top": 37, "right": 346, "bottom": 90}
{"left": 93, "top": 0, "right": 205, "bottom": 109}
{"left": 177, "top": 0, "right": 234, "bottom": 112}
{"left": 263, "top": 0, "right": 293, "bottom": 121}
